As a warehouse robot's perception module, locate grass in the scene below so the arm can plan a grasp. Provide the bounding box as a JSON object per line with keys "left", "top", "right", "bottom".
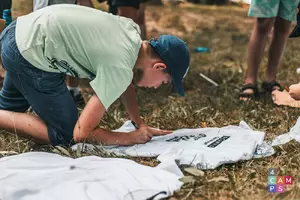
{"left": 1, "top": 2, "right": 300, "bottom": 200}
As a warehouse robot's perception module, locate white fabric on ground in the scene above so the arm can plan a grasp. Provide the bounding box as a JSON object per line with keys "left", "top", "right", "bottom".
{"left": 272, "top": 117, "right": 300, "bottom": 146}
{"left": 253, "top": 141, "right": 276, "bottom": 158}
{"left": 0, "top": 152, "right": 183, "bottom": 200}
{"left": 247, "top": 117, "right": 300, "bottom": 158}
{"left": 73, "top": 121, "right": 265, "bottom": 170}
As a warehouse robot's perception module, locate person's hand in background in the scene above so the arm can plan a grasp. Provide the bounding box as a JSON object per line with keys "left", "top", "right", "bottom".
{"left": 289, "top": 83, "right": 300, "bottom": 100}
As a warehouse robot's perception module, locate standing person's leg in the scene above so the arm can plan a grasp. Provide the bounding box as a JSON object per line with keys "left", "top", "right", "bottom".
{"left": 264, "top": 17, "right": 291, "bottom": 84}
{"left": 111, "top": 0, "right": 139, "bottom": 22}
{"left": 240, "top": 0, "right": 278, "bottom": 100}
{"left": 262, "top": 0, "right": 300, "bottom": 92}
{"left": 0, "top": 21, "right": 78, "bottom": 146}
{"left": 245, "top": 18, "right": 275, "bottom": 85}
{"left": 118, "top": 7, "right": 138, "bottom": 23}
{"left": 137, "top": 1, "right": 146, "bottom": 40}
{"left": 240, "top": 18, "right": 275, "bottom": 100}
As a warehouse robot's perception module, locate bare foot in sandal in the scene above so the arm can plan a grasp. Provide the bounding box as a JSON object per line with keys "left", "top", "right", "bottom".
{"left": 239, "top": 83, "right": 259, "bottom": 101}
{"left": 262, "top": 81, "right": 283, "bottom": 93}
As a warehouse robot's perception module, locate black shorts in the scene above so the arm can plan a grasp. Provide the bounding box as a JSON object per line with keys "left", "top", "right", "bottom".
{"left": 107, "top": 0, "right": 140, "bottom": 9}
{"left": 0, "top": 0, "right": 11, "bottom": 19}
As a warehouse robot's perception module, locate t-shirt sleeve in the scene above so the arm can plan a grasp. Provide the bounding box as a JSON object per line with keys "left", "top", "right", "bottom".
{"left": 90, "top": 66, "right": 133, "bottom": 110}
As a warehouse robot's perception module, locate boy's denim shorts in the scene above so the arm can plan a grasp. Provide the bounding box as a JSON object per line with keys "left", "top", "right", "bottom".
{"left": 0, "top": 21, "right": 78, "bottom": 146}
{"left": 248, "top": 0, "right": 300, "bottom": 22}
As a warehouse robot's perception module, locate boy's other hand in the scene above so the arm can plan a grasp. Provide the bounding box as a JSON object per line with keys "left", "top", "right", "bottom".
{"left": 272, "top": 90, "right": 300, "bottom": 108}
{"left": 131, "top": 126, "right": 153, "bottom": 144}
{"left": 289, "top": 83, "right": 300, "bottom": 100}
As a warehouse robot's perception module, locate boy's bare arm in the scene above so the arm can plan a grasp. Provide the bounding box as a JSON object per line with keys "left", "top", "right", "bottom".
{"left": 74, "top": 94, "right": 171, "bottom": 145}
{"left": 74, "top": 94, "right": 155, "bottom": 145}
{"left": 121, "top": 83, "right": 144, "bottom": 126}
{"left": 121, "top": 84, "right": 172, "bottom": 135}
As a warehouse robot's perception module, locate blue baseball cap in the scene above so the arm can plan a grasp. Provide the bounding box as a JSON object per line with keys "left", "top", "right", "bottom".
{"left": 149, "top": 35, "right": 190, "bottom": 96}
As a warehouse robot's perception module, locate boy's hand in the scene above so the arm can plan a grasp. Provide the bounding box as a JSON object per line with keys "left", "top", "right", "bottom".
{"left": 139, "top": 124, "right": 173, "bottom": 136}
{"left": 131, "top": 127, "right": 153, "bottom": 144}
{"left": 289, "top": 83, "right": 300, "bottom": 100}
{"left": 130, "top": 124, "right": 172, "bottom": 144}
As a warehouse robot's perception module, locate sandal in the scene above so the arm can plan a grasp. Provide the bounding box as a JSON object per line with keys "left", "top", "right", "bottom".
{"left": 239, "top": 83, "right": 259, "bottom": 100}
{"left": 261, "top": 81, "right": 283, "bottom": 93}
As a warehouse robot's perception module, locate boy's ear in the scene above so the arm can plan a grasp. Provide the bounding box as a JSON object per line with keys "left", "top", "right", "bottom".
{"left": 153, "top": 62, "right": 167, "bottom": 70}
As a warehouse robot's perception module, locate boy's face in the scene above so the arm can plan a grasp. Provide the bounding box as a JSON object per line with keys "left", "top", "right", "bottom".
{"left": 134, "top": 63, "right": 171, "bottom": 89}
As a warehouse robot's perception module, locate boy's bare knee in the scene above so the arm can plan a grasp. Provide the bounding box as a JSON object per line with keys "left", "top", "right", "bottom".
{"left": 273, "top": 18, "right": 292, "bottom": 35}
{"left": 256, "top": 18, "right": 275, "bottom": 34}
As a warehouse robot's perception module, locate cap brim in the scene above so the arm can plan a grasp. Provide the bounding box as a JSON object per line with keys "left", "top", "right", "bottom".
{"left": 172, "top": 77, "right": 185, "bottom": 96}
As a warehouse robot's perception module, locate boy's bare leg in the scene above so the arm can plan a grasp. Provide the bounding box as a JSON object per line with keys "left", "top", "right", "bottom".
{"left": 0, "top": 110, "right": 49, "bottom": 144}
{"left": 241, "top": 18, "right": 275, "bottom": 99}
{"left": 265, "top": 17, "right": 291, "bottom": 83}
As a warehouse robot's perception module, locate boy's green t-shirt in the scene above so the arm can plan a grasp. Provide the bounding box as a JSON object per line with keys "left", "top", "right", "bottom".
{"left": 15, "top": 4, "right": 142, "bottom": 109}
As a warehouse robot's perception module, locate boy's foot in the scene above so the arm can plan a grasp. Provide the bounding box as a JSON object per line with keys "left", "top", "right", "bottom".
{"left": 69, "top": 90, "right": 86, "bottom": 109}
{"left": 239, "top": 83, "right": 259, "bottom": 101}
{"left": 261, "top": 81, "right": 283, "bottom": 93}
